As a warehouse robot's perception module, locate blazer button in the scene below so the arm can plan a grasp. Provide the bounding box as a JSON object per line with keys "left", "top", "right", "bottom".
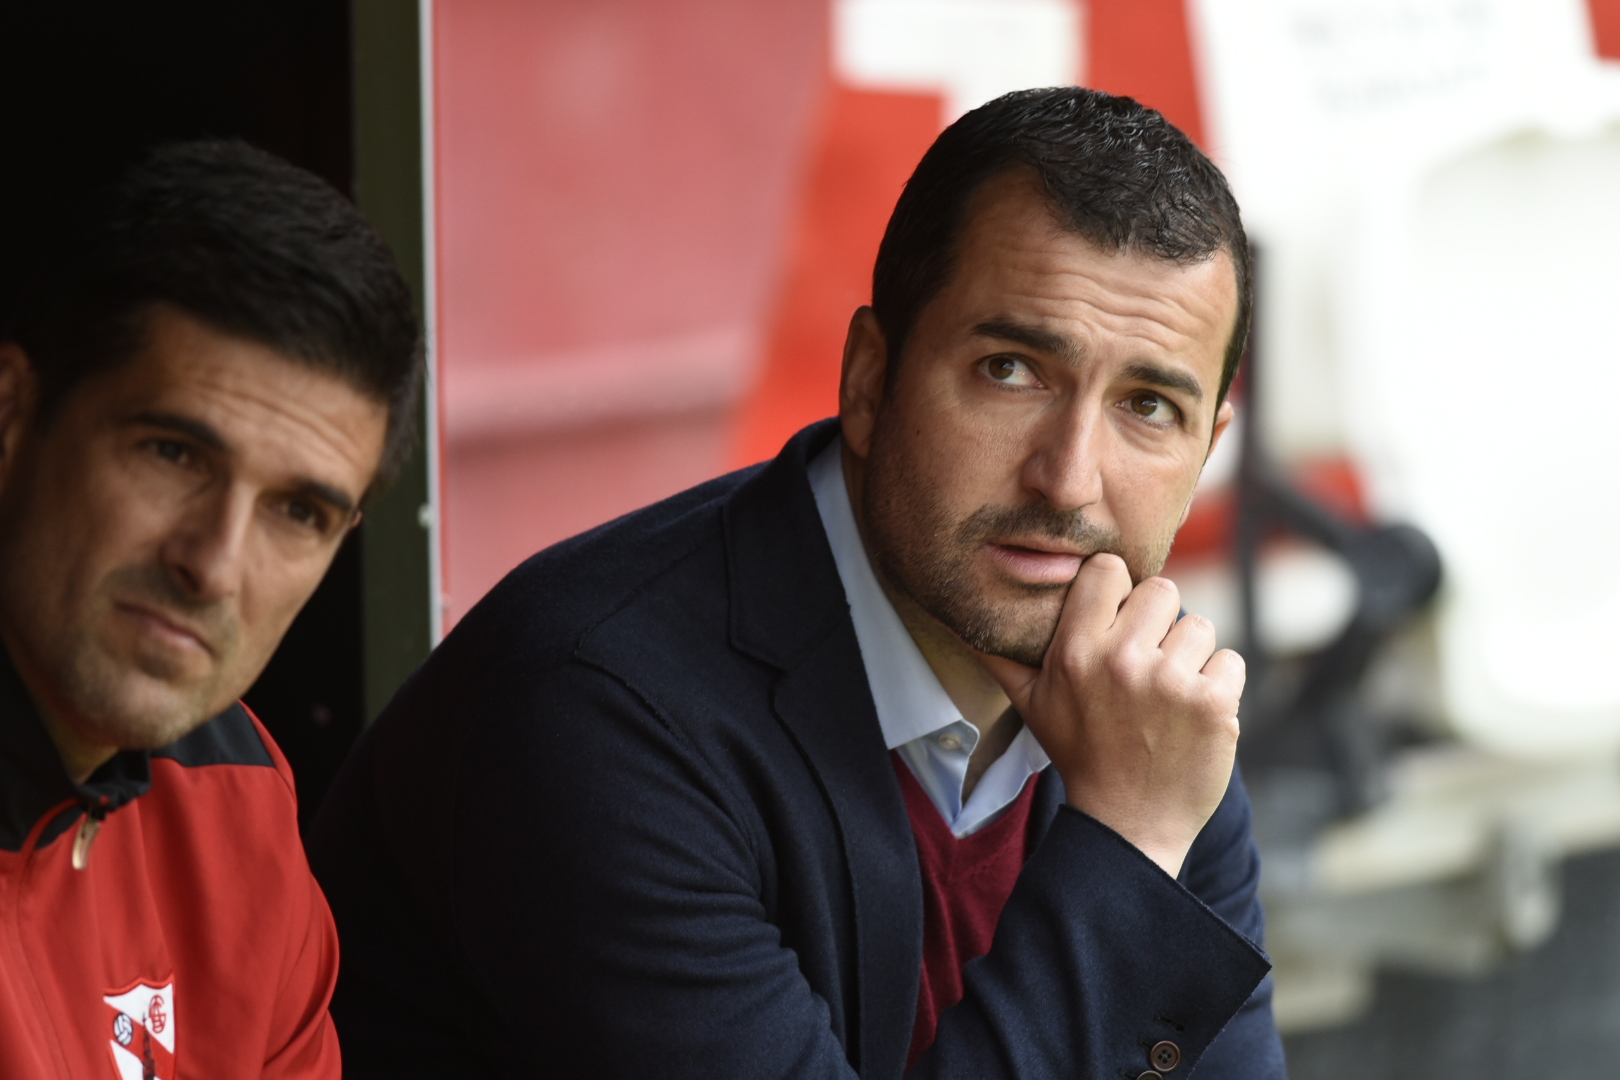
{"left": 1136, "top": 1072, "right": 1163, "bottom": 1080}
{"left": 1151, "top": 1040, "right": 1183, "bottom": 1072}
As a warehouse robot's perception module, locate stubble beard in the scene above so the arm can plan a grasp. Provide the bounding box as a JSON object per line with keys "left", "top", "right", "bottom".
{"left": 39, "top": 562, "right": 239, "bottom": 751}
{"left": 861, "top": 439, "right": 1177, "bottom": 668}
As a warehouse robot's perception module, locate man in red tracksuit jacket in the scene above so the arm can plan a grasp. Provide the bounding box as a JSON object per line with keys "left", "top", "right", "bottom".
{"left": 0, "top": 140, "right": 421, "bottom": 1078}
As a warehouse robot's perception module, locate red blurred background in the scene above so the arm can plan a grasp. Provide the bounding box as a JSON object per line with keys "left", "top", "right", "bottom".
{"left": 432, "top": 0, "right": 1620, "bottom": 626}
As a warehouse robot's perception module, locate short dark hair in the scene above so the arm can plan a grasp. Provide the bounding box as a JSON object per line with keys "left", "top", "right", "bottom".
{"left": 8, "top": 139, "right": 422, "bottom": 488}
{"left": 872, "top": 86, "right": 1251, "bottom": 405}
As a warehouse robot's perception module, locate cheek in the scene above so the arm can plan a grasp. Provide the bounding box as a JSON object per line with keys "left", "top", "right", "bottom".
{"left": 70, "top": 442, "right": 194, "bottom": 541}
{"left": 234, "top": 547, "right": 333, "bottom": 651}
{"left": 21, "top": 452, "right": 162, "bottom": 586}
{"left": 1105, "top": 445, "right": 1203, "bottom": 531}
{"left": 891, "top": 385, "right": 1036, "bottom": 501}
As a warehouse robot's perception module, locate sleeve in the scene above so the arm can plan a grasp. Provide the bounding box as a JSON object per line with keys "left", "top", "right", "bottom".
{"left": 449, "top": 662, "right": 1271, "bottom": 1080}
{"left": 1173, "top": 765, "right": 1288, "bottom": 1079}
{"left": 254, "top": 735, "right": 343, "bottom": 1080}
{"left": 916, "top": 792, "right": 1276, "bottom": 1078}
{"left": 260, "top": 870, "right": 342, "bottom": 1079}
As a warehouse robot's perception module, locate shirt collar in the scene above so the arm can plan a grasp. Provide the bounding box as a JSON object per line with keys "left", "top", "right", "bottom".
{"left": 808, "top": 438, "right": 975, "bottom": 750}
{"left": 0, "top": 643, "right": 150, "bottom": 852}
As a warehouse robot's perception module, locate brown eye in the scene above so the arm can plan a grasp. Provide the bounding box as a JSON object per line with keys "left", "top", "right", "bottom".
{"left": 283, "top": 499, "right": 329, "bottom": 532}
{"left": 981, "top": 355, "right": 1039, "bottom": 387}
{"left": 150, "top": 439, "right": 191, "bottom": 464}
{"left": 1131, "top": 392, "right": 1164, "bottom": 417}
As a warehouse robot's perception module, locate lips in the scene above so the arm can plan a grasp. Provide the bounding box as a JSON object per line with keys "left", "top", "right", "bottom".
{"left": 985, "top": 541, "right": 1086, "bottom": 586}
{"left": 117, "top": 602, "right": 214, "bottom": 656}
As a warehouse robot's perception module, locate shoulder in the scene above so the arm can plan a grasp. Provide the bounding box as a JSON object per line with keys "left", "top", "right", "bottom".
{"left": 133, "top": 705, "right": 319, "bottom": 958}
{"left": 443, "top": 463, "right": 763, "bottom": 672}
{"left": 153, "top": 702, "right": 278, "bottom": 769}
{"left": 347, "top": 425, "right": 844, "bottom": 848}
{"left": 348, "top": 464, "right": 774, "bottom": 827}
{"left": 133, "top": 706, "right": 334, "bottom": 1058}
{"left": 148, "top": 702, "right": 299, "bottom": 823}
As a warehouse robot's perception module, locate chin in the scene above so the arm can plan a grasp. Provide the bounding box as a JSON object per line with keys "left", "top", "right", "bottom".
{"left": 72, "top": 666, "right": 221, "bottom": 751}
{"left": 942, "top": 595, "right": 1063, "bottom": 670}
{"left": 98, "top": 705, "right": 214, "bottom": 752}
{"left": 972, "top": 630, "right": 1055, "bottom": 670}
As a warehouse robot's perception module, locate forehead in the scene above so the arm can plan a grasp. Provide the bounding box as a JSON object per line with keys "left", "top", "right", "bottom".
{"left": 76, "top": 306, "right": 388, "bottom": 487}
{"left": 924, "top": 172, "right": 1239, "bottom": 376}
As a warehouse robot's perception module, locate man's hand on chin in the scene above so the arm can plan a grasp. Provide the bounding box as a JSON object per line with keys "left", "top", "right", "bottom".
{"left": 976, "top": 553, "right": 1244, "bottom": 878}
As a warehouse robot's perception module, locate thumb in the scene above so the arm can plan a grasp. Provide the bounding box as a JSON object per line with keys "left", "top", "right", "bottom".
{"left": 973, "top": 650, "right": 1041, "bottom": 714}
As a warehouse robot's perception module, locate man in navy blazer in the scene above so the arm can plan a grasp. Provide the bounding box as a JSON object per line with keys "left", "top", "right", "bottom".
{"left": 310, "top": 88, "right": 1286, "bottom": 1078}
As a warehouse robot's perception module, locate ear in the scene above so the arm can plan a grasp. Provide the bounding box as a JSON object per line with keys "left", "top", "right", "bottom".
{"left": 838, "top": 307, "right": 889, "bottom": 460}
{"left": 1206, "top": 398, "right": 1236, "bottom": 463}
{"left": 0, "top": 343, "right": 37, "bottom": 483}
{"left": 1179, "top": 399, "right": 1238, "bottom": 529}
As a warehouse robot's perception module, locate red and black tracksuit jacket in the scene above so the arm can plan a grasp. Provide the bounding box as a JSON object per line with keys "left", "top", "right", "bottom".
{"left": 0, "top": 648, "right": 341, "bottom": 1079}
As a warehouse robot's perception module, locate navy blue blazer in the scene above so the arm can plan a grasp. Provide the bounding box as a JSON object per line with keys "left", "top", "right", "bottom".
{"left": 309, "top": 420, "right": 1284, "bottom": 1079}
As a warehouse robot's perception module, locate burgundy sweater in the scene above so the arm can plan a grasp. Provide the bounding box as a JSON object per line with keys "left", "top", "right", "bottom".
{"left": 892, "top": 753, "right": 1041, "bottom": 1069}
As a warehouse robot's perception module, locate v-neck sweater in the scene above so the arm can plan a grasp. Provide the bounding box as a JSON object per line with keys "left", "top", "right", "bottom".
{"left": 894, "top": 751, "right": 1041, "bottom": 1069}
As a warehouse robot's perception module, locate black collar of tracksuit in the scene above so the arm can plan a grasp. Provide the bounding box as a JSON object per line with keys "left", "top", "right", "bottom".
{"left": 0, "top": 647, "right": 151, "bottom": 852}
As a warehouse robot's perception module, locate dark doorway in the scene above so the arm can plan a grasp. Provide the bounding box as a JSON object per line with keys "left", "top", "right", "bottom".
{"left": 0, "top": 0, "right": 365, "bottom": 832}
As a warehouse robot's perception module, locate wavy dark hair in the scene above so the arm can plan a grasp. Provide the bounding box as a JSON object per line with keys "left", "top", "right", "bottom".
{"left": 872, "top": 86, "right": 1250, "bottom": 404}
{"left": 8, "top": 139, "right": 422, "bottom": 490}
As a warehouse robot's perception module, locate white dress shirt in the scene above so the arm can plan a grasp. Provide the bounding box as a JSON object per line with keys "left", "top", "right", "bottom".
{"left": 808, "top": 439, "right": 1050, "bottom": 838}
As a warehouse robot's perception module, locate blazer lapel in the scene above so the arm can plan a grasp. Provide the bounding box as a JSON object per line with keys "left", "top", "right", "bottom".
{"left": 725, "top": 421, "right": 922, "bottom": 1080}
{"left": 1028, "top": 764, "right": 1066, "bottom": 850}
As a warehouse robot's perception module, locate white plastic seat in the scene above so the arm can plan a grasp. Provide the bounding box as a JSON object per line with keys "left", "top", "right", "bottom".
{"left": 1194, "top": 0, "right": 1620, "bottom": 757}
{"left": 1338, "top": 125, "right": 1620, "bottom": 756}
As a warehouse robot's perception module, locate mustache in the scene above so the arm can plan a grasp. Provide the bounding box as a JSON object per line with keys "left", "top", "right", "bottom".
{"left": 954, "top": 500, "right": 1125, "bottom": 558}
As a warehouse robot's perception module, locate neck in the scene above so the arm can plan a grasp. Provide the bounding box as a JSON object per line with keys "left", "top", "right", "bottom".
{"left": 0, "top": 625, "right": 116, "bottom": 784}
{"left": 841, "top": 446, "right": 1024, "bottom": 796}
{"left": 39, "top": 711, "right": 117, "bottom": 786}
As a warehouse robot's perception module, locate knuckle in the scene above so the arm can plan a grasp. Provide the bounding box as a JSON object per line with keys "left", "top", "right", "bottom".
{"left": 1141, "top": 575, "right": 1180, "bottom": 603}
{"left": 1212, "top": 650, "right": 1247, "bottom": 691}
{"left": 1195, "top": 681, "right": 1239, "bottom": 721}
{"left": 1056, "top": 638, "right": 1091, "bottom": 677}
{"left": 1103, "top": 643, "right": 1146, "bottom": 686}
{"left": 1179, "top": 612, "right": 1214, "bottom": 638}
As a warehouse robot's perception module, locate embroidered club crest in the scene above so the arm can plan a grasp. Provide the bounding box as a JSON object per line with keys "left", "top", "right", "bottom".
{"left": 102, "top": 979, "right": 175, "bottom": 1080}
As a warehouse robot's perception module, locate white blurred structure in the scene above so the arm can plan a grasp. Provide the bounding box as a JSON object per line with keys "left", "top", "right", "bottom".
{"left": 1191, "top": 0, "right": 1620, "bottom": 1031}
{"left": 1345, "top": 132, "right": 1620, "bottom": 756}
{"left": 833, "top": 0, "right": 1083, "bottom": 121}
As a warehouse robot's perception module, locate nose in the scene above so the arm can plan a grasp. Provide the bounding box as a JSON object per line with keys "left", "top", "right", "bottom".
{"left": 1019, "top": 398, "right": 1107, "bottom": 513}
{"left": 161, "top": 485, "right": 254, "bottom": 602}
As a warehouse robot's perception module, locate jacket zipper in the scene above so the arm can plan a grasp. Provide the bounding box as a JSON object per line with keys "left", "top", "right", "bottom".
{"left": 71, "top": 808, "right": 105, "bottom": 871}
{"left": 5, "top": 799, "right": 83, "bottom": 1076}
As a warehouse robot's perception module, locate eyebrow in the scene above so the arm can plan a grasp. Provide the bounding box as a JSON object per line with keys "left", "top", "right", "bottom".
{"left": 970, "top": 319, "right": 1206, "bottom": 403}
{"left": 126, "top": 410, "right": 359, "bottom": 517}
{"left": 128, "top": 410, "right": 226, "bottom": 452}
{"left": 971, "top": 318, "right": 1083, "bottom": 366}
{"left": 1122, "top": 362, "right": 1205, "bottom": 403}
{"left": 290, "top": 479, "right": 358, "bottom": 518}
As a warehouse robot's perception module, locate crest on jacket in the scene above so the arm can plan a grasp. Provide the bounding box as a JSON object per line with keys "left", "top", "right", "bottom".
{"left": 103, "top": 979, "right": 175, "bottom": 1080}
